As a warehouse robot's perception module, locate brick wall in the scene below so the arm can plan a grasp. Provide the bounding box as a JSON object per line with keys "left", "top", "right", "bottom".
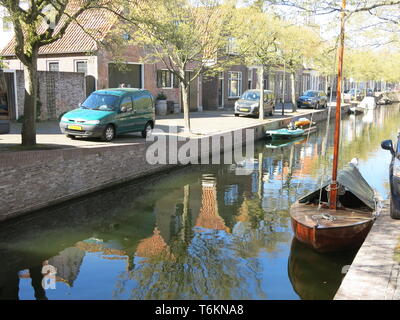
{"left": 15, "top": 70, "right": 85, "bottom": 120}
{"left": 0, "top": 122, "right": 262, "bottom": 222}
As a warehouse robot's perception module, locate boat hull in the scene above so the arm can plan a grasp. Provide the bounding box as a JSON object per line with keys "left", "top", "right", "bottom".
{"left": 291, "top": 218, "right": 374, "bottom": 253}
{"left": 266, "top": 127, "right": 316, "bottom": 140}
{"left": 290, "top": 202, "right": 375, "bottom": 252}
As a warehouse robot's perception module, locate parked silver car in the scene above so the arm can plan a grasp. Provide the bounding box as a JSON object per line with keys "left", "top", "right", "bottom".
{"left": 234, "top": 89, "right": 275, "bottom": 117}
{"left": 297, "top": 90, "right": 328, "bottom": 109}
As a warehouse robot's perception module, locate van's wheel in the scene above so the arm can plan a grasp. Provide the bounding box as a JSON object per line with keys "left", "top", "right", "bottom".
{"left": 390, "top": 197, "right": 400, "bottom": 219}
{"left": 234, "top": 113, "right": 239, "bottom": 117}
{"left": 101, "top": 125, "right": 115, "bottom": 142}
{"left": 67, "top": 134, "right": 76, "bottom": 140}
{"left": 142, "top": 122, "right": 153, "bottom": 138}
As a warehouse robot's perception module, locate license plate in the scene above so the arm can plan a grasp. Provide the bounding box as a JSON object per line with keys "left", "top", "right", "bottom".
{"left": 239, "top": 108, "right": 249, "bottom": 112}
{"left": 68, "top": 125, "right": 83, "bottom": 130}
{"left": 303, "top": 101, "right": 309, "bottom": 104}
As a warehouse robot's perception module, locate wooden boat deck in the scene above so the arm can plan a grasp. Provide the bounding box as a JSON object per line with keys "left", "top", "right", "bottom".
{"left": 291, "top": 202, "right": 374, "bottom": 229}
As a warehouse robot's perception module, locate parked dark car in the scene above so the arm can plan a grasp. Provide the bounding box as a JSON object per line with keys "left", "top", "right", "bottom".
{"left": 234, "top": 89, "right": 275, "bottom": 117}
{"left": 381, "top": 138, "right": 400, "bottom": 219}
{"left": 297, "top": 90, "right": 327, "bottom": 109}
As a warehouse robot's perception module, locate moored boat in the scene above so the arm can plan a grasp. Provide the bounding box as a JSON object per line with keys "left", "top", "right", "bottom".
{"left": 266, "top": 126, "right": 316, "bottom": 140}
{"left": 265, "top": 128, "right": 305, "bottom": 140}
{"left": 294, "top": 117, "right": 314, "bottom": 128}
{"left": 289, "top": 0, "right": 380, "bottom": 253}
{"left": 290, "top": 164, "right": 380, "bottom": 252}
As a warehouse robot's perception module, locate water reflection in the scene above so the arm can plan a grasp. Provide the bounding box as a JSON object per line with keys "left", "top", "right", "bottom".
{"left": 287, "top": 239, "right": 357, "bottom": 300}
{"left": 0, "top": 105, "right": 399, "bottom": 300}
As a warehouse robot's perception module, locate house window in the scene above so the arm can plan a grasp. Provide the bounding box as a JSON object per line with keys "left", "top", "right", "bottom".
{"left": 76, "top": 60, "right": 88, "bottom": 75}
{"left": 48, "top": 61, "right": 59, "bottom": 72}
{"left": 157, "top": 70, "right": 175, "bottom": 89}
{"left": 228, "top": 71, "right": 242, "bottom": 98}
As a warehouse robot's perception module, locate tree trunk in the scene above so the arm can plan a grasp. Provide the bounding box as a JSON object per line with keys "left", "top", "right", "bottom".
{"left": 291, "top": 72, "right": 296, "bottom": 112}
{"left": 21, "top": 53, "right": 38, "bottom": 146}
{"left": 180, "top": 81, "right": 191, "bottom": 132}
{"left": 258, "top": 66, "right": 264, "bottom": 119}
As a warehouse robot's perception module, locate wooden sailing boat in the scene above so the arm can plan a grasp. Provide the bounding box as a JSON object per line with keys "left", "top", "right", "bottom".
{"left": 289, "top": 0, "right": 380, "bottom": 253}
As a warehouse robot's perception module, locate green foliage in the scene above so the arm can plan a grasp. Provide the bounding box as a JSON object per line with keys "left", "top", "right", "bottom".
{"left": 279, "top": 23, "right": 322, "bottom": 73}
{"left": 0, "top": 57, "right": 7, "bottom": 69}
{"left": 234, "top": 7, "right": 281, "bottom": 68}
{"left": 119, "top": 0, "right": 235, "bottom": 86}
{"left": 116, "top": 0, "right": 236, "bottom": 131}
{"left": 156, "top": 92, "right": 167, "bottom": 100}
{"left": 344, "top": 49, "right": 400, "bottom": 83}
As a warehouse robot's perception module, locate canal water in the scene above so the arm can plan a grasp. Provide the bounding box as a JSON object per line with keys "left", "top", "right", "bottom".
{"left": 1, "top": 104, "right": 399, "bottom": 300}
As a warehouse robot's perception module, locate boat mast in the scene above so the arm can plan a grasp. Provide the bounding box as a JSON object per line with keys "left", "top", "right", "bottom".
{"left": 329, "top": 0, "right": 346, "bottom": 210}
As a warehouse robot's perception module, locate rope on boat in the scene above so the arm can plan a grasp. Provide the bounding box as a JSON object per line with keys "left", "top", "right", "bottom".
{"left": 325, "top": 183, "right": 346, "bottom": 195}
{"left": 311, "top": 212, "right": 337, "bottom": 226}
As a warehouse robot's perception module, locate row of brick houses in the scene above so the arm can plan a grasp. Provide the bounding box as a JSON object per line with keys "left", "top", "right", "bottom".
{"left": 0, "top": 7, "right": 329, "bottom": 120}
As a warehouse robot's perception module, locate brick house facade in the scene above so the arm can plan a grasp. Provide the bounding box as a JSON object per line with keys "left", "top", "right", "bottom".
{"left": 1, "top": 8, "right": 202, "bottom": 119}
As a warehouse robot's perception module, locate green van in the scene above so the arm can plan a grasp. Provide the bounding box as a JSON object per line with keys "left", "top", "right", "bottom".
{"left": 60, "top": 88, "right": 155, "bottom": 141}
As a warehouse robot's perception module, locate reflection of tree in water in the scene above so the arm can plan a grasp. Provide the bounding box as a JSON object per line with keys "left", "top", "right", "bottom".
{"left": 124, "top": 228, "right": 267, "bottom": 300}
{"left": 233, "top": 196, "right": 291, "bottom": 260}
{"left": 112, "top": 181, "right": 270, "bottom": 300}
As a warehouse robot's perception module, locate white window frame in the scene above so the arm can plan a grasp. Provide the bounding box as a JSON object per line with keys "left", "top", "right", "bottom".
{"left": 75, "top": 60, "right": 88, "bottom": 75}
{"left": 159, "top": 69, "right": 174, "bottom": 89}
{"left": 47, "top": 61, "right": 59, "bottom": 72}
{"left": 228, "top": 71, "right": 242, "bottom": 98}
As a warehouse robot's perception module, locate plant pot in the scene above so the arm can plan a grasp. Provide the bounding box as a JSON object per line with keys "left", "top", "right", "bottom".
{"left": 156, "top": 100, "right": 167, "bottom": 115}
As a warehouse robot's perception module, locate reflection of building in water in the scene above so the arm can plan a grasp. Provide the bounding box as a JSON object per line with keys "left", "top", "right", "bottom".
{"left": 49, "top": 247, "right": 85, "bottom": 287}
{"left": 75, "top": 239, "right": 127, "bottom": 259}
{"left": 135, "top": 227, "right": 173, "bottom": 260}
{"left": 195, "top": 178, "right": 230, "bottom": 233}
{"left": 17, "top": 247, "right": 85, "bottom": 288}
